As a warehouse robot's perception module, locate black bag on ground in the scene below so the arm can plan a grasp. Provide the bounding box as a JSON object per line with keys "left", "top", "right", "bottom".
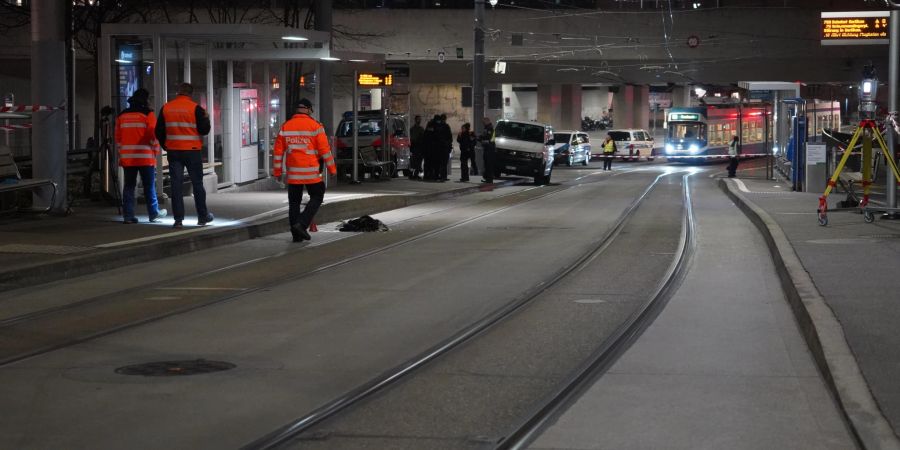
{"left": 338, "top": 215, "right": 389, "bottom": 232}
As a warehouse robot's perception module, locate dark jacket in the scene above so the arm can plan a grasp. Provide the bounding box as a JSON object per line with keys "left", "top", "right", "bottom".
{"left": 437, "top": 121, "right": 453, "bottom": 153}
{"left": 410, "top": 124, "right": 425, "bottom": 154}
{"left": 457, "top": 131, "right": 476, "bottom": 153}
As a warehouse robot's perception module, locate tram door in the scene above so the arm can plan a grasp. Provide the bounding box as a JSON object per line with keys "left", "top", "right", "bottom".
{"left": 223, "top": 88, "right": 259, "bottom": 183}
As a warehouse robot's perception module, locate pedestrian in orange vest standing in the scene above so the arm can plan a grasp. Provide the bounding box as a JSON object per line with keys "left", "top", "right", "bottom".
{"left": 273, "top": 98, "right": 336, "bottom": 242}
{"left": 155, "top": 82, "right": 213, "bottom": 229}
{"left": 115, "top": 88, "right": 166, "bottom": 224}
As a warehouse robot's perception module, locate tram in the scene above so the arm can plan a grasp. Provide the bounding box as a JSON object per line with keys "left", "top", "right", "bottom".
{"left": 663, "top": 101, "right": 840, "bottom": 162}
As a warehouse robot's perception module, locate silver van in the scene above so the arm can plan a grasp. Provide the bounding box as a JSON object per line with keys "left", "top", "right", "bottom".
{"left": 493, "top": 119, "right": 555, "bottom": 184}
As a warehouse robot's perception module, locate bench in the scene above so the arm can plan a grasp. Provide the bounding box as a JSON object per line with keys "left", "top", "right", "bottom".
{"left": 0, "top": 145, "right": 57, "bottom": 213}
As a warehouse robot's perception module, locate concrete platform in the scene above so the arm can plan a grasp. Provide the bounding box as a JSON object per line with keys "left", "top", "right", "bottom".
{"left": 0, "top": 176, "right": 525, "bottom": 289}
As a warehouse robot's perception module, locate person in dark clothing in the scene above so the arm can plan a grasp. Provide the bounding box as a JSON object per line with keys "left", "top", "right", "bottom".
{"left": 409, "top": 115, "right": 425, "bottom": 180}
{"left": 422, "top": 115, "right": 439, "bottom": 181}
{"left": 479, "top": 117, "right": 496, "bottom": 183}
{"left": 457, "top": 123, "right": 476, "bottom": 182}
{"left": 437, "top": 114, "right": 453, "bottom": 181}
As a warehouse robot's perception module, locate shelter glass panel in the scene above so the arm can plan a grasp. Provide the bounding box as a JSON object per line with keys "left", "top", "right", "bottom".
{"left": 212, "top": 60, "right": 229, "bottom": 184}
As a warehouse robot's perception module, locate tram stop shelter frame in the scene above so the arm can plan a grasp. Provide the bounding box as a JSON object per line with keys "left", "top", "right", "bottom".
{"left": 99, "top": 23, "right": 335, "bottom": 197}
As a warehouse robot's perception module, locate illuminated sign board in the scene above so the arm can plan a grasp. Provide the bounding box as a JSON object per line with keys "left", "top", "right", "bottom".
{"left": 821, "top": 11, "right": 889, "bottom": 46}
{"left": 668, "top": 113, "right": 701, "bottom": 121}
{"left": 357, "top": 73, "right": 393, "bottom": 87}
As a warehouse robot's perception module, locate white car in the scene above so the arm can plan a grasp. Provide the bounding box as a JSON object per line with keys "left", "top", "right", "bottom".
{"left": 552, "top": 131, "right": 591, "bottom": 167}
{"left": 607, "top": 129, "right": 656, "bottom": 161}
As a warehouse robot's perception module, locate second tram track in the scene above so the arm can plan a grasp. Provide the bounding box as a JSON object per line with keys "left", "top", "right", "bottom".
{"left": 0, "top": 168, "right": 648, "bottom": 367}
{"left": 242, "top": 170, "right": 689, "bottom": 450}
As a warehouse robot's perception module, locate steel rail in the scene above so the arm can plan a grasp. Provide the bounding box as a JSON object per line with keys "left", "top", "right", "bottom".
{"left": 497, "top": 172, "right": 697, "bottom": 450}
{"left": 0, "top": 169, "right": 644, "bottom": 367}
{"left": 241, "top": 171, "right": 671, "bottom": 450}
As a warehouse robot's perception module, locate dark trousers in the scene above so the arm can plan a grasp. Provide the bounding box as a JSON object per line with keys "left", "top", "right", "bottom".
{"left": 728, "top": 157, "right": 739, "bottom": 177}
{"left": 437, "top": 150, "right": 449, "bottom": 181}
{"left": 423, "top": 148, "right": 438, "bottom": 180}
{"left": 482, "top": 147, "right": 495, "bottom": 182}
{"left": 409, "top": 151, "right": 423, "bottom": 178}
{"left": 122, "top": 166, "right": 160, "bottom": 220}
{"left": 459, "top": 149, "right": 474, "bottom": 181}
{"left": 288, "top": 182, "right": 325, "bottom": 229}
{"left": 603, "top": 153, "right": 613, "bottom": 170}
{"left": 167, "top": 150, "right": 208, "bottom": 221}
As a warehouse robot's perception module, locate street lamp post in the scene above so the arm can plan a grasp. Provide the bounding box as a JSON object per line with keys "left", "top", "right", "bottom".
{"left": 473, "top": 0, "right": 486, "bottom": 140}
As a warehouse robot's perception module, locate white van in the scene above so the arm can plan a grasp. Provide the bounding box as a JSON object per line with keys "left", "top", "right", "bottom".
{"left": 493, "top": 119, "right": 555, "bottom": 184}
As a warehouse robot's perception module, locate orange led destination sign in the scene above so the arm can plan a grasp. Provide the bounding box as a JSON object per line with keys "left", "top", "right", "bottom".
{"left": 357, "top": 73, "right": 393, "bottom": 86}
{"left": 821, "top": 11, "right": 889, "bottom": 45}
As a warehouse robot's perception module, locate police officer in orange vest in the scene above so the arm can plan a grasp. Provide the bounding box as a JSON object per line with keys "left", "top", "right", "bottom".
{"left": 273, "top": 98, "right": 336, "bottom": 242}
{"left": 155, "top": 82, "right": 213, "bottom": 229}
{"left": 115, "top": 88, "right": 166, "bottom": 224}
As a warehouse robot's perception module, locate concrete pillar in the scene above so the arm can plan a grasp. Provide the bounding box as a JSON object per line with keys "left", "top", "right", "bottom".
{"left": 634, "top": 84, "right": 650, "bottom": 130}
{"left": 31, "top": 0, "right": 68, "bottom": 213}
{"left": 536, "top": 84, "right": 561, "bottom": 126}
{"left": 671, "top": 85, "right": 691, "bottom": 108}
{"left": 559, "top": 84, "right": 582, "bottom": 131}
{"left": 612, "top": 85, "right": 636, "bottom": 129}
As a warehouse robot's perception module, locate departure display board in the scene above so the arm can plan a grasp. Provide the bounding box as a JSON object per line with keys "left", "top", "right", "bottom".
{"left": 357, "top": 73, "right": 393, "bottom": 87}
{"left": 821, "top": 11, "right": 890, "bottom": 45}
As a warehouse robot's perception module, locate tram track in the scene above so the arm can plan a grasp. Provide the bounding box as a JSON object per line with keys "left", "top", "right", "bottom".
{"left": 0, "top": 168, "right": 647, "bottom": 368}
{"left": 242, "top": 171, "right": 693, "bottom": 450}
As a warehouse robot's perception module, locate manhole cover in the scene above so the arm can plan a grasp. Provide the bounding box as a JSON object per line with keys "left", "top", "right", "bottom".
{"left": 115, "top": 359, "right": 235, "bottom": 377}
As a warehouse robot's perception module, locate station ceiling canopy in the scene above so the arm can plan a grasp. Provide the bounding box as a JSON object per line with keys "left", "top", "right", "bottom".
{"left": 101, "top": 23, "right": 383, "bottom": 62}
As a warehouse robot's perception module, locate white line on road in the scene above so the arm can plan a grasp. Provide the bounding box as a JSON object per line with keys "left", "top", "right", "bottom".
{"left": 156, "top": 287, "right": 248, "bottom": 291}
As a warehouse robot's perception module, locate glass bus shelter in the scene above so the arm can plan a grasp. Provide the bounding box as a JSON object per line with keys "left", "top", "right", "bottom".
{"left": 99, "top": 23, "right": 330, "bottom": 194}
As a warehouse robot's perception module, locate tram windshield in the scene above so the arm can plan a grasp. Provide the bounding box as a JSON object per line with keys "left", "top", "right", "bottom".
{"left": 669, "top": 123, "right": 706, "bottom": 141}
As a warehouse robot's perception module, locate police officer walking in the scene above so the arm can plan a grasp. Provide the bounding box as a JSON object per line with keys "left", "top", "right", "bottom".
{"left": 116, "top": 88, "right": 166, "bottom": 224}
{"left": 155, "top": 82, "right": 213, "bottom": 229}
{"left": 273, "top": 98, "right": 337, "bottom": 242}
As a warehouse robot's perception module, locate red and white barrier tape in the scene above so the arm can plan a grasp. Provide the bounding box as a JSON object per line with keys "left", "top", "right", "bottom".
{"left": 0, "top": 104, "right": 65, "bottom": 113}
{"left": 0, "top": 124, "right": 32, "bottom": 132}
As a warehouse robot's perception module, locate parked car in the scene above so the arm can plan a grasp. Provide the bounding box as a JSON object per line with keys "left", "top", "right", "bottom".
{"left": 607, "top": 129, "right": 655, "bottom": 161}
{"left": 493, "top": 119, "right": 555, "bottom": 185}
{"left": 334, "top": 111, "right": 411, "bottom": 176}
{"left": 552, "top": 131, "right": 591, "bottom": 167}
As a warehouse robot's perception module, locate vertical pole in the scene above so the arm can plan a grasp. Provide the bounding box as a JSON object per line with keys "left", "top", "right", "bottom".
{"left": 31, "top": 0, "right": 68, "bottom": 213}
{"left": 263, "top": 63, "right": 271, "bottom": 178}
{"left": 353, "top": 70, "right": 359, "bottom": 183}
{"left": 473, "top": 0, "right": 486, "bottom": 139}
{"left": 183, "top": 42, "right": 191, "bottom": 84}
{"left": 206, "top": 43, "right": 214, "bottom": 179}
{"left": 154, "top": 33, "right": 166, "bottom": 204}
{"left": 886, "top": 9, "right": 899, "bottom": 210}
{"left": 315, "top": 0, "right": 334, "bottom": 137}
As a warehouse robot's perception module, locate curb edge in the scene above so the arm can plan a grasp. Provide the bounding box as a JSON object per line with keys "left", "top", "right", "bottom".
{"left": 719, "top": 177, "right": 900, "bottom": 450}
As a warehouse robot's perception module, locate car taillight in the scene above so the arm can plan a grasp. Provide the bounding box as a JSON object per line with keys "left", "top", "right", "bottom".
{"left": 372, "top": 138, "right": 382, "bottom": 147}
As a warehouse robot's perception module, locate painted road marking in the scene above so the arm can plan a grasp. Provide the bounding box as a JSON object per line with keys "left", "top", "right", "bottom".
{"left": 156, "top": 287, "right": 248, "bottom": 291}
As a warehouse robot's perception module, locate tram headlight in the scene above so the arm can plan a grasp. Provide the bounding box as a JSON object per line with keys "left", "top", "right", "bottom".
{"left": 689, "top": 144, "right": 700, "bottom": 154}
{"left": 665, "top": 144, "right": 674, "bottom": 154}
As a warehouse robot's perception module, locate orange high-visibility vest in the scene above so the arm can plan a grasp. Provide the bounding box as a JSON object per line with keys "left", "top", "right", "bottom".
{"left": 115, "top": 110, "right": 159, "bottom": 167}
{"left": 161, "top": 95, "right": 203, "bottom": 150}
{"left": 273, "top": 113, "right": 336, "bottom": 185}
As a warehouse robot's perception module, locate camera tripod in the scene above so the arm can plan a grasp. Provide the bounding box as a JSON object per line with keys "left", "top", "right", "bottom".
{"left": 99, "top": 113, "right": 122, "bottom": 214}
{"left": 817, "top": 119, "right": 900, "bottom": 225}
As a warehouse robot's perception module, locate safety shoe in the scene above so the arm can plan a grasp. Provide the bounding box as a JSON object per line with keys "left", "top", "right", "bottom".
{"left": 173, "top": 220, "right": 183, "bottom": 229}
{"left": 291, "top": 224, "right": 311, "bottom": 242}
{"left": 198, "top": 213, "right": 215, "bottom": 226}
{"left": 149, "top": 209, "right": 168, "bottom": 223}
{"left": 123, "top": 217, "right": 138, "bottom": 224}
